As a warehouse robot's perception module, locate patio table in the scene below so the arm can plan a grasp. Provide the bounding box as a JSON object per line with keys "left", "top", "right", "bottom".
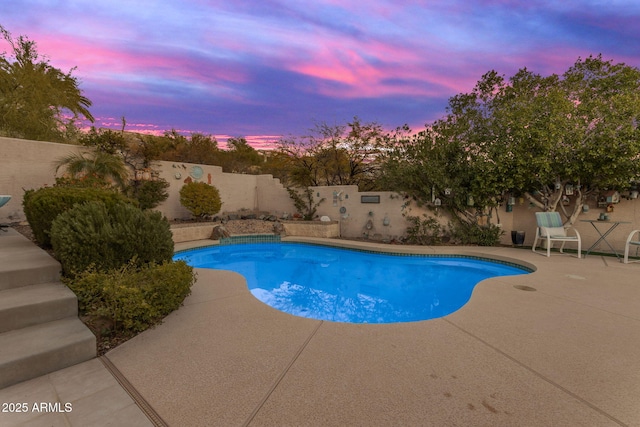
{"left": 580, "top": 219, "right": 630, "bottom": 261}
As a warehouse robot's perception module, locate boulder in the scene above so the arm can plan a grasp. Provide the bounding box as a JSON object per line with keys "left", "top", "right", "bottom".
{"left": 211, "top": 224, "right": 231, "bottom": 240}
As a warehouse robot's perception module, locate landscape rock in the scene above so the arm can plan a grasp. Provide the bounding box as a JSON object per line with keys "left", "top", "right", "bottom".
{"left": 211, "top": 224, "right": 231, "bottom": 239}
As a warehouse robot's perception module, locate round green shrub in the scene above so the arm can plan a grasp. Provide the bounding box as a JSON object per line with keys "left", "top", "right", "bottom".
{"left": 50, "top": 201, "right": 174, "bottom": 276}
{"left": 179, "top": 181, "right": 222, "bottom": 218}
{"left": 23, "top": 186, "right": 136, "bottom": 247}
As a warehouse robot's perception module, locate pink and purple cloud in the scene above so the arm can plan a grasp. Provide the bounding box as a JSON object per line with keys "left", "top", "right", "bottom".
{"left": 2, "top": 0, "right": 639, "bottom": 146}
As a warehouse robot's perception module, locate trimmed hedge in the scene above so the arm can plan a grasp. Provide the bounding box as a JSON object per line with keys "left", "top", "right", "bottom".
{"left": 23, "top": 186, "right": 136, "bottom": 247}
{"left": 50, "top": 201, "right": 174, "bottom": 276}
{"left": 65, "top": 261, "right": 195, "bottom": 334}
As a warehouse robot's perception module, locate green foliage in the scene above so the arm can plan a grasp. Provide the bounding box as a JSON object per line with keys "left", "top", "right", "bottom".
{"left": 50, "top": 201, "right": 174, "bottom": 276}
{"left": 287, "top": 187, "right": 325, "bottom": 220}
{"left": 222, "top": 137, "right": 263, "bottom": 173}
{"left": 0, "top": 25, "right": 93, "bottom": 142}
{"left": 382, "top": 55, "right": 640, "bottom": 226}
{"left": 152, "top": 130, "right": 222, "bottom": 165}
{"left": 179, "top": 181, "right": 222, "bottom": 218}
{"left": 450, "top": 222, "right": 503, "bottom": 247}
{"left": 278, "top": 117, "right": 392, "bottom": 191}
{"left": 404, "top": 215, "right": 448, "bottom": 245}
{"left": 22, "top": 186, "right": 135, "bottom": 247}
{"left": 54, "top": 151, "right": 129, "bottom": 190}
{"left": 127, "top": 178, "right": 170, "bottom": 210}
{"left": 65, "top": 261, "right": 194, "bottom": 334}
{"left": 79, "top": 127, "right": 127, "bottom": 155}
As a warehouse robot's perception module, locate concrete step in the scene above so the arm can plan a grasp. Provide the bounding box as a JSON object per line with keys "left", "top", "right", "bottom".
{"left": 0, "top": 317, "right": 96, "bottom": 389}
{"left": 0, "top": 282, "right": 79, "bottom": 334}
{"left": 0, "top": 229, "right": 61, "bottom": 290}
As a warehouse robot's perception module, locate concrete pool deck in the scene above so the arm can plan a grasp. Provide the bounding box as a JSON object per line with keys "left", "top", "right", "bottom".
{"left": 1, "top": 236, "right": 639, "bottom": 426}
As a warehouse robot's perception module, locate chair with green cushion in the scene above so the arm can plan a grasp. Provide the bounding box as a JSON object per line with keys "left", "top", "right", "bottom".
{"left": 623, "top": 230, "right": 640, "bottom": 264}
{"left": 532, "top": 211, "right": 582, "bottom": 258}
{"left": 0, "top": 195, "right": 11, "bottom": 232}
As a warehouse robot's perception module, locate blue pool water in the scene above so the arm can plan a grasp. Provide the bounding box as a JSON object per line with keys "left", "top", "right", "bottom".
{"left": 174, "top": 243, "right": 529, "bottom": 324}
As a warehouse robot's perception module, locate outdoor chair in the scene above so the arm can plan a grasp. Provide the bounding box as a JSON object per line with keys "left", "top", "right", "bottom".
{"left": 532, "top": 211, "right": 581, "bottom": 258}
{"left": 623, "top": 230, "right": 640, "bottom": 264}
{"left": 0, "top": 195, "right": 11, "bottom": 232}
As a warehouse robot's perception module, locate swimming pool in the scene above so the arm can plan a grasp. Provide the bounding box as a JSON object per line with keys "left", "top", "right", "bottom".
{"left": 174, "top": 242, "right": 530, "bottom": 324}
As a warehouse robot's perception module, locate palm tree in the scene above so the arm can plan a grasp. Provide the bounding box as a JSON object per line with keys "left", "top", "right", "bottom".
{"left": 55, "top": 151, "right": 129, "bottom": 190}
{"left": 0, "top": 25, "right": 94, "bottom": 142}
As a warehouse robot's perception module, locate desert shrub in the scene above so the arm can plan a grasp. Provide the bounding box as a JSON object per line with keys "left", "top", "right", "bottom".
{"left": 53, "top": 175, "right": 114, "bottom": 189}
{"left": 23, "top": 186, "right": 136, "bottom": 247}
{"left": 404, "top": 215, "right": 448, "bottom": 245}
{"left": 450, "top": 222, "right": 503, "bottom": 246}
{"left": 50, "top": 201, "right": 174, "bottom": 276}
{"left": 179, "top": 181, "right": 222, "bottom": 218}
{"left": 287, "top": 187, "right": 324, "bottom": 220}
{"left": 65, "top": 261, "right": 195, "bottom": 334}
{"left": 127, "top": 178, "right": 170, "bottom": 210}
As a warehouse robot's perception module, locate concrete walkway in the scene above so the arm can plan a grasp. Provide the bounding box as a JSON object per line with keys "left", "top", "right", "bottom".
{"left": 1, "top": 237, "right": 639, "bottom": 426}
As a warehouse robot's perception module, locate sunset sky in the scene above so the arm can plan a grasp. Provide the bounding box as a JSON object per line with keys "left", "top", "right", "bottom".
{"left": 2, "top": 1, "right": 640, "bottom": 148}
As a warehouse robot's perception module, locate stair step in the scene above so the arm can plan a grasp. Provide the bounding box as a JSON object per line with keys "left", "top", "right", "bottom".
{"left": 0, "top": 229, "right": 61, "bottom": 290}
{"left": 0, "top": 282, "right": 78, "bottom": 333}
{"left": 0, "top": 317, "right": 96, "bottom": 389}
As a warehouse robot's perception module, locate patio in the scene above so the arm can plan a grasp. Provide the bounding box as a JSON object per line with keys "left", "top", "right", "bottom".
{"left": 1, "top": 237, "right": 639, "bottom": 426}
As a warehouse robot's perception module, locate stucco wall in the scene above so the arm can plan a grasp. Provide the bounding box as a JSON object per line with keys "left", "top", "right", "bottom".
{"left": 310, "top": 185, "right": 433, "bottom": 241}
{"left": 152, "top": 160, "right": 295, "bottom": 220}
{"left": 509, "top": 197, "right": 640, "bottom": 254}
{"left": 0, "top": 137, "right": 87, "bottom": 221}
{"left": 0, "top": 137, "right": 295, "bottom": 223}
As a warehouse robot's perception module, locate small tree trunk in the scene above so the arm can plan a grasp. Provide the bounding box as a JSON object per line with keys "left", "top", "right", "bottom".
{"left": 524, "top": 192, "right": 544, "bottom": 210}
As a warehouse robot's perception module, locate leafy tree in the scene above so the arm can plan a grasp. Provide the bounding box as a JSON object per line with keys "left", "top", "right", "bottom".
{"left": 79, "top": 126, "right": 128, "bottom": 156}
{"left": 157, "top": 130, "right": 222, "bottom": 165}
{"left": 261, "top": 150, "right": 295, "bottom": 186}
{"left": 383, "top": 55, "right": 640, "bottom": 227}
{"left": 0, "top": 25, "right": 93, "bottom": 141}
{"left": 221, "top": 137, "right": 263, "bottom": 173}
{"left": 78, "top": 123, "right": 169, "bottom": 209}
{"left": 278, "top": 117, "right": 392, "bottom": 191}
